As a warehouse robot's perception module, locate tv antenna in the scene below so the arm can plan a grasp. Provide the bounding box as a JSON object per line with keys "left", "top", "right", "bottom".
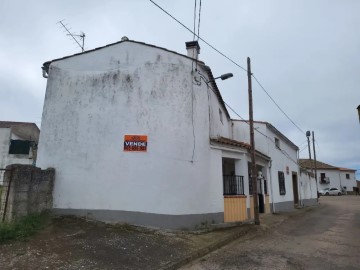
{"left": 57, "top": 20, "right": 85, "bottom": 52}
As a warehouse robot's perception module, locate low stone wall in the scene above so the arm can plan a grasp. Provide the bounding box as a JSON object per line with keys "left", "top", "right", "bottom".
{"left": 0, "top": 164, "right": 55, "bottom": 222}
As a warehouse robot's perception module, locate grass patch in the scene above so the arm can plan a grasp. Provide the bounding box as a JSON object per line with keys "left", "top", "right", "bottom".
{"left": 0, "top": 212, "right": 50, "bottom": 243}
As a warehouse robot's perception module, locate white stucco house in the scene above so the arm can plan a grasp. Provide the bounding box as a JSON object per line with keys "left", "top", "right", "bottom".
{"left": 38, "top": 38, "right": 316, "bottom": 229}
{"left": 299, "top": 159, "right": 357, "bottom": 193}
{"left": 0, "top": 121, "right": 39, "bottom": 184}
{"left": 232, "top": 121, "right": 318, "bottom": 211}
{"left": 38, "top": 38, "right": 267, "bottom": 229}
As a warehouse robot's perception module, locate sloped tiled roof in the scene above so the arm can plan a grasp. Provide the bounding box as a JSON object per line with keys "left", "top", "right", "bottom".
{"left": 233, "top": 120, "right": 299, "bottom": 151}
{"left": 299, "top": 159, "right": 356, "bottom": 172}
{"left": 339, "top": 167, "right": 357, "bottom": 172}
{"left": 210, "top": 136, "right": 271, "bottom": 160}
{"left": 42, "top": 39, "right": 201, "bottom": 71}
{"left": 0, "top": 121, "right": 39, "bottom": 130}
{"left": 211, "top": 136, "right": 251, "bottom": 149}
{"left": 42, "top": 38, "right": 230, "bottom": 119}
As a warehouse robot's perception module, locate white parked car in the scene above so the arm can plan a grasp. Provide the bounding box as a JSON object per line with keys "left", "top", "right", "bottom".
{"left": 319, "top": 188, "right": 330, "bottom": 196}
{"left": 320, "top": 188, "right": 342, "bottom": 196}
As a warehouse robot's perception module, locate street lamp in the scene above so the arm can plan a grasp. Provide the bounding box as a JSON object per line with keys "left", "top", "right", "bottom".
{"left": 214, "top": 73, "right": 233, "bottom": 80}
{"left": 357, "top": 105, "right": 360, "bottom": 122}
{"left": 306, "top": 131, "right": 312, "bottom": 162}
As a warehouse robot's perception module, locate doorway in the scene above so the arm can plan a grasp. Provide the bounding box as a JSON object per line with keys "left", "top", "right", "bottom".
{"left": 292, "top": 172, "right": 299, "bottom": 205}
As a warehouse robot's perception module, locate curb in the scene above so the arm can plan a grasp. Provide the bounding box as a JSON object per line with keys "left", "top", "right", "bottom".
{"left": 160, "top": 225, "right": 254, "bottom": 270}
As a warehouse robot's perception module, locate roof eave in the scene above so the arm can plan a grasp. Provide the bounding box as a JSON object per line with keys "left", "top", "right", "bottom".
{"left": 42, "top": 39, "right": 206, "bottom": 74}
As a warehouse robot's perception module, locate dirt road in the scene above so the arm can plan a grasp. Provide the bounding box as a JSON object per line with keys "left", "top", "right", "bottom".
{"left": 182, "top": 196, "right": 360, "bottom": 270}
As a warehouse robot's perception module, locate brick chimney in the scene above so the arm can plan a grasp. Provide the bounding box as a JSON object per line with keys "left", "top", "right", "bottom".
{"left": 185, "top": 41, "right": 200, "bottom": 60}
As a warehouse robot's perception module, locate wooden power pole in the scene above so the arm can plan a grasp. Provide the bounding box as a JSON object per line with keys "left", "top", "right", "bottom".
{"left": 312, "top": 131, "right": 319, "bottom": 197}
{"left": 248, "top": 57, "right": 260, "bottom": 225}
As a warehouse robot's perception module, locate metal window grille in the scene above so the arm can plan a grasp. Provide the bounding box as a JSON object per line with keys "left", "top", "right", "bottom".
{"left": 278, "top": 171, "right": 286, "bottom": 195}
{"left": 223, "top": 175, "right": 244, "bottom": 195}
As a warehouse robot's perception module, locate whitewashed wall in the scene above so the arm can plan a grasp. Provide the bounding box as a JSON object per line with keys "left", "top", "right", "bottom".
{"left": 299, "top": 171, "right": 318, "bottom": 205}
{"left": 339, "top": 171, "right": 357, "bottom": 191}
{"left": 37, "top": 41, "right": 227, "bottom": 228}
{"left": 232, "top": 121, "right": 302, "bottom": 211}
{"left": 317, "top": 169, "right": 357, "bottom": 192}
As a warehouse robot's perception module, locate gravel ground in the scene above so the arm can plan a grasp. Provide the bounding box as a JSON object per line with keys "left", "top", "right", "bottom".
{"left": 0, "top": 215, "right": 255, "bottom": 270}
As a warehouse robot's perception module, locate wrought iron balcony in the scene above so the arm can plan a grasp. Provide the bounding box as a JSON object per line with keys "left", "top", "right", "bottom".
{"left": 223, "top": 175, "right": 244, "bottom": 195}
{"left": 320, "top": 177, "right": 330, "bottom": 184}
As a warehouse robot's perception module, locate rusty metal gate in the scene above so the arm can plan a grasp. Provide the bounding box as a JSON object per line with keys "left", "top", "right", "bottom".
{"left": 0, "top": 168, "right": 12, "bottom": 222}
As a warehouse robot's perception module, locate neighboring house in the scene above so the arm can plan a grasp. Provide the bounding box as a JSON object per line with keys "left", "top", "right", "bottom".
{"left": 299, "top": 159, "right": 357, "bottom": 193}
{"left": 37, "top": 38, "right": 314, "bottom": 229}
{"left": 232, "top": 121, "right": 318, "bottom": 211}
{"left": 0, "top": 121, "right": 39, "bottom": 184}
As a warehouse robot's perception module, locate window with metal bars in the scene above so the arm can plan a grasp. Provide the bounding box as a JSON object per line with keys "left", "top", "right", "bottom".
{"left": 278, "top": 171, "right": 286, "bottom": 195}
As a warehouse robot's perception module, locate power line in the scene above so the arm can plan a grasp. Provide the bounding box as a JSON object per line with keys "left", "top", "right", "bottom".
{"left": 299, "top": 144, "right": 308, "bottom": 153}
{"left": 193, "top": 0, "right": 197, "bottom": 41}
{"left": 197, "top": 0, "right": 202, "bottom": 41}
{"left": 149, "top": 0, "right": 248, "bottom": 72}
{"left": 204, "top": 79, "right": 300, "bottom": 167}
{"left": 149, "top": 0, "right": 307, "bottom": 138}
{"left": 251, "top": 75, "right": 306, "bottom": 135}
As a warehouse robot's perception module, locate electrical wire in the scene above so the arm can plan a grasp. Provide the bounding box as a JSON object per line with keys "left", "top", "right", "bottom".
{"left": 252, "top": 75, "right": 306, "bottom": 135}
{"left": 196, "top": 70, "right": 301, "bottom": 167}
{"left": 299, "top": 144, "right": 309, "bottom": 153}
{"left": 148, "top": 0, "right": 307, "bottom": 137}
{"left": 148, "top": 0, "right": 247, "bottom": 72}
{"left": 193, "top": 0, "right": 197, "bottom": 41}
{"left": 197, "top": 0, "right": 202, "bottom": 41}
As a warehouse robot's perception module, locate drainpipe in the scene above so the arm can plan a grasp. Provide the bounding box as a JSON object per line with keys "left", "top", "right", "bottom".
{"left": 268, "top": 159, "right": 276, "bottom": 214}
{"left": 297, "top": 149, "right": 303, "bottom": 206}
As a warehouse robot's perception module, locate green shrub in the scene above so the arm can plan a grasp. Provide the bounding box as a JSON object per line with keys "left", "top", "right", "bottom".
{"left": 0, "top": 212, "right": 50, "bottom": 243}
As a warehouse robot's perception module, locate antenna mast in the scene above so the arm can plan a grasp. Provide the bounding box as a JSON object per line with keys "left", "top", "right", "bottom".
{"left": 58, "top": 20, "right": 85, "bottom": 52}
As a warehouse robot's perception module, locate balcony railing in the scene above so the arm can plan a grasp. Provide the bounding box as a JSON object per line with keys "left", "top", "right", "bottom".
{"left": 223, "top": 175, "right": 244, "bottom": 195}
{"left": 320, "top": 177, "right": 330, "bottom": 184}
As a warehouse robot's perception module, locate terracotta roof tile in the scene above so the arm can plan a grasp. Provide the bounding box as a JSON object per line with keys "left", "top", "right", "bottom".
{"left": 299, "top": 159, "right": 355, "bottom": 172}
{"left": 0, "top": 121, "right": 38, "bottom": 129}
{"left": 210, "top": 136, "right": 271, "bottom": 160}
{"left": 211, "top": 136, "right": 251, "bottom": 149}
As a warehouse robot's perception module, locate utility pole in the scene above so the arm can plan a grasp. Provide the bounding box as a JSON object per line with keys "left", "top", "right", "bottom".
{"left": 306, "top": 131, "right": 312, "bottom": 164}
{"left": 248, "top": 57, "right": 260, "bottom": 225}
{"left": 312, "top": 131, "right": 319, "bottom": 197}
{"left": 307, "top": 130, "right": 317, "bottom": 201}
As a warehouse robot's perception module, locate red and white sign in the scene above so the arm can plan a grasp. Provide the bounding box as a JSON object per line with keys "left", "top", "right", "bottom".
{"left": 124, "top": 135, "right": 147, "bottom": 152}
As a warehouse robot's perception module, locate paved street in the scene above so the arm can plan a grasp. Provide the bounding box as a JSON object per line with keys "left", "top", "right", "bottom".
{"left": 182, "top": 196, "right": 360, "bottom": 270}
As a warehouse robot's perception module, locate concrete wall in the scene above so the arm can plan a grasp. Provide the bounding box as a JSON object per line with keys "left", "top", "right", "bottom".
{"left": 0, "top": 128, "right": 36, "bottom": 184}
{"left": 37, "top": 41, "right": 228, "bottom": 229}
{"left": 0, "top": 164, "right": 54, "bottom": 222}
